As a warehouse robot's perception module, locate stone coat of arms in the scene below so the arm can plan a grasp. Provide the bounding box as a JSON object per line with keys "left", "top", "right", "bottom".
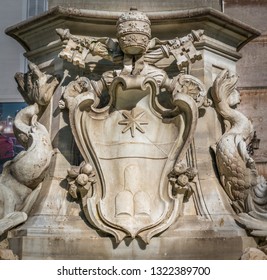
{"left": 57, "top": 10, "right": 207, "bottom": 243}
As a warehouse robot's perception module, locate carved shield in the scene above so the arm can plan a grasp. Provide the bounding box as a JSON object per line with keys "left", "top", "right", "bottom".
{"left": 65, "top": 75, "right": 200, "bottom": 243}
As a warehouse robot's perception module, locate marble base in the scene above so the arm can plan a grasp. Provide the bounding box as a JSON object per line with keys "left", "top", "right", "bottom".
{"left": 8, "top": 215, "right": 256, "bottom": 260}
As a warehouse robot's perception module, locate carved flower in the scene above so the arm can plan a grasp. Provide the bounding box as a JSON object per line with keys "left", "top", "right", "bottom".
{"left": 169, "top": 162, "right": 197, "bottom": 199}
{"left": 66, "top": 161, "right": 96, "bottom": 199}
{"left": 76, "top": 174, "right": 89, "bottom": 186}
{"left": 177, "top": 174, "right": 189, "bottom": 186}
{"left": 80, "top": 163, "right": 93, "bottom": 175}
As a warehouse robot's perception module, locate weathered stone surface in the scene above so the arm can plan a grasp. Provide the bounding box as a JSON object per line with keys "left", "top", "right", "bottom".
{"left": 0, "top": 249, "right": 18, "bottom": 260}
{"left": 241, "top": 247, "right": 267, "bottom": 260}
{"left": 9, "top": 233, "right": 255, "bottom": 260}
{"left": 48, "top": 0, "right": 222, "bottom": 12}
{"left": 0, "top": 239, "right": 18, "bottom": 260}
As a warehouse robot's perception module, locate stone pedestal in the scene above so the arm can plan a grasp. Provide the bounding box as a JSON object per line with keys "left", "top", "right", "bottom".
{"left": 5, "top": 6, "right": 260, "bottom": 259}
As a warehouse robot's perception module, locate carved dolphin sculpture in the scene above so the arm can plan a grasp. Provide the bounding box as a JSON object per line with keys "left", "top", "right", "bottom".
{"left": 0, "top": 63, "right": 58, "bottom": 237}
{"left": 212, "top": 69, "right": 267, "bottom": 236}
{"left": 211, "top": 69, "right": 254, "bottom": 210}
{"left": 0, "top": 104, "right": 53, "bottom": 236}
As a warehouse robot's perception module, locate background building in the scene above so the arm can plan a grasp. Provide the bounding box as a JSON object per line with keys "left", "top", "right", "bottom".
{"left": 0, "top": 0, "right": 48, "bottom": 102}
{"left": 0, "top": 0, "right": 26, "bottom": 103}
{"left": 224, "top": 0, "right": 267, "bottom": 175}
{"left": 0, "top": 0, "right": 47, "bottom": 170}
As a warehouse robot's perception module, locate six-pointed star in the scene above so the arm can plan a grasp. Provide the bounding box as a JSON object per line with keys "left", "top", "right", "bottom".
{"left": 118, "top": 108, "right": 148, "bottom": 137}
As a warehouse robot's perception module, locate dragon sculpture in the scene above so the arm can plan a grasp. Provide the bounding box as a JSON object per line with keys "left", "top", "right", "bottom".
{"left": 212, "top": 69, "right": 267, "bottom": 236}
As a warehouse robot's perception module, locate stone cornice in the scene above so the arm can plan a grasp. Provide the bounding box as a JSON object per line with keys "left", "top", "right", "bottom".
{"left": 5, "top": 6, "right": 260, "bottom": 53}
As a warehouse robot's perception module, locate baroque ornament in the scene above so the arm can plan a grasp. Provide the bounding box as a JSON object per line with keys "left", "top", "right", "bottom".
{"left": 57, "top": 10, "right": 208, "bottom": 243}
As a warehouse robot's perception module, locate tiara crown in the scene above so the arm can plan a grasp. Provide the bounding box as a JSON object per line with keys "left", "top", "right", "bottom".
{"left": 116, "top": 10, "right": 151, "bottom": 55}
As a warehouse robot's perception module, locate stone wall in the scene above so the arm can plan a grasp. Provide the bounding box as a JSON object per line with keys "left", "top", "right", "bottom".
{"left": 224, "top": 0, "right": 267, "bottom": 87}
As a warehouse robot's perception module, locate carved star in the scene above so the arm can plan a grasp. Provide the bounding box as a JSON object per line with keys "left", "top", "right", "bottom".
{"left": 118, "top": 109, "right": 148, "bottom": 138}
